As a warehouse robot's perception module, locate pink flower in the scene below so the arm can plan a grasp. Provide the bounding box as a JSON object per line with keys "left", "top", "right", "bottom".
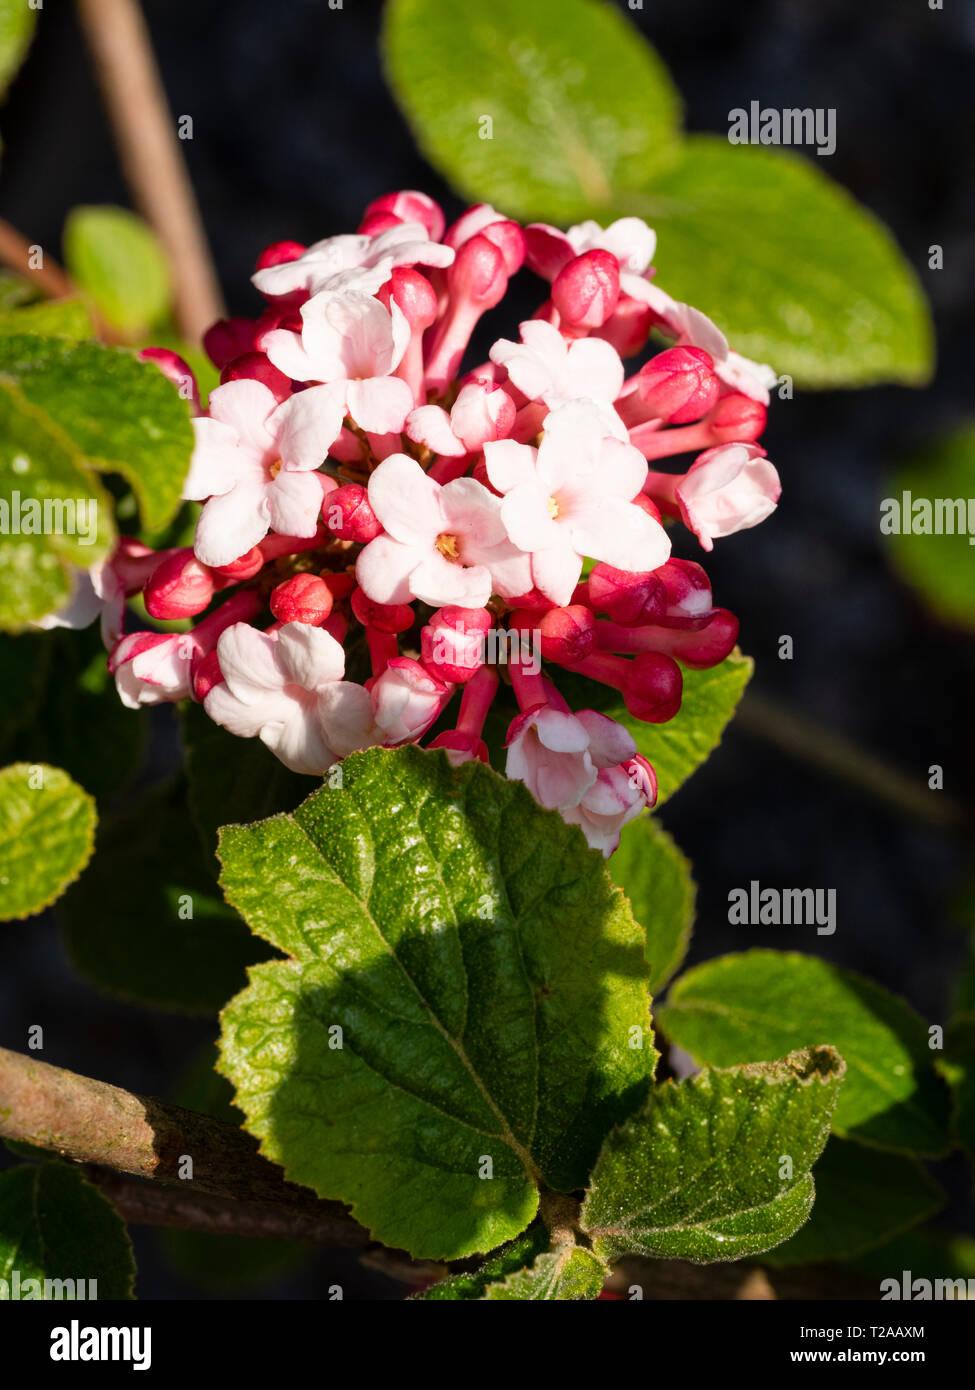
{"left": 370, "top": 657, "right": 452, "bottom": 744}
{"left": 406, "top": 378, "right": 516, "bottom": 457}
{"left": 184, "top": 379, "right": 340, "bottom": 568}
{"left": 489, "top": 320, "right": 624, "bottom": 407}
{"left": 251, "top": 221, "right": 453, "bottom": 300}
{"left": 484, "top": 400, "right": 669, "bottom": 606}
{"left": 356, "top": 453, "right": 531, "bottom": 607}
{"left": 110, "top": 630, "right": 197, "bottom": 708}
{"left": 675, "top": 443, "right": 781, "bottom": 550}
{"left": 204, "top": 622, "right": 379, "bottom": 774}
{"left": 263, "top": 291, "right": 414, "bottom": 433}
{"left": 505, "top": 704, "right": 637, "bottom": 811}
{"left": 562, "top": 755, "right": 657, "bottom": 857}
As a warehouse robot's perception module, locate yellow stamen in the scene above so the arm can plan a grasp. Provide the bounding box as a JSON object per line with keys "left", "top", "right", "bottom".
{"left": 435, "top": 532, "right": 460, "bottom": 560}
{"left": 547, "top": 495, "right": 560, "bottom": 519}
{"left": 269, "top": 459, "right": 283, "bottom": 479}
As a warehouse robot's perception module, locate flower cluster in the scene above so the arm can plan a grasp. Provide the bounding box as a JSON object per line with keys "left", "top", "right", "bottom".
{"left": 52, "top": 194, "right": 782, "bottom": 856}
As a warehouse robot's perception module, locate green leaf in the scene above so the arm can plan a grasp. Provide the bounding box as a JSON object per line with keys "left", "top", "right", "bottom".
{"left": 382, "top": 0, "right": 681, "bottom": 223}
{"left": 64, "top": 206, "right": 172, "bottom": 339}
{"left": 0, "top": 0, "right": 35, "bottom": 97}
{"left": 0, "top": 375, "right": 113, "bottom": 631}
{"left": 0, "top": 762, "right": 95, "bottom": 919}
{"left": 61, "top": 779, "right": 271, "bottom": 1013}
{"left": 0, "top": 1163, "right": 135, "bottom": 1299}
{"left": 627, "top": 138, "right": 933, "bottom": 389}
{"left": 0, "top": 334, "right": 193, "bottom": 533}
{"left": 581, "top": 1047, "right": 844, "bottom": 1263}
{"left": 660, "top": 951, "right": 952, "bottom": 1156}
{"left": 181, "top": 701, "right": 313, "bottom": 860}
{"left": 0, "top": 299, "right": 93, "bottom": 340}
{"left": 218, "top": 745, "right": 655, "bottom": 1260}
{"left": 611, "top": 815, "right": 694, "bottom": 991}
{"left": 556, "top": 649, "right": 752, "bottom": 806}
{"left": 483, "top": 1244, "right": 608, "bottom": 1299}
{"left": 412, "top": 1222, "right": 549, "bottom": 1300}
{"left": 761, "top": 1138, "right": 945, "bottom": 1266}
{"left": 885, "top": 424, "right": 975, "bottom": 631}
{"left": 3, "top": 626, "right": 144, "bottom": 803}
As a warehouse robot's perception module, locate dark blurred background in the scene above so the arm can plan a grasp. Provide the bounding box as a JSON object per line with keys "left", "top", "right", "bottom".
{"left": 1, "top": 0, "right": 974, "bottom": 1297}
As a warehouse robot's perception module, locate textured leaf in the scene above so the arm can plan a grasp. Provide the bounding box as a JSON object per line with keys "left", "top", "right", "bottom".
{"left": 181, "top": 701, "right": 312, "bottom": 859}
{"left": 0, "top": 376, "right": 113, "bottom": 631}
{"left": 886, "top": 424, "right": 975, "bottom": 631}
{"left": 483, "top": 1244, "right": 607, "bottom": 1299}
{"left": 581, "top": 1047, "right": 844, "bottom": 1263}
{"left": 0, "top": 335, "right": 193, "bottom": 532}
{"left": 218, "top": 745, "right": 654, "bottom": 1260}
{"left": 0, "top": 299, "right": 93, "bottom": 340}
{"left": 0, "top": 0, "right": 35, "bottom": 97}
{"left": 62, "top": 779, "right": 270, "bottom": 1013}
{"left": 611, "top": 815, "right": 694, "bottom": 990}
{"left": 625, "top": 138, "right": 933, "bottom": 388}
{"left": 412, "top": 1222, "right": 548, "bottom": 1300}
{"left": 64, "top": 206, "right": 171, "bottom": 338}
{"left": 0, "top": 762, "right": 95, "bottom": 919}
{"left": 660, "top": 951, "right": 952, "bottom": 1156}
{"left": 0, "top": 1163, "right": 135, "bottom": 1299}
{"left": 383, "top": 0, "right": 681, "bottom": 222}
{"left": 761, "top": 1138, "right": 944, "bottom": 1267}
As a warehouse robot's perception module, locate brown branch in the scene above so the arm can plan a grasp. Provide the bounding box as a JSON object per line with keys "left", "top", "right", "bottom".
{"left": 0, "top": 217, "right": 75, "bottom": 300}
{"left": 75, "top": 0, "right": 226, "bottom": 343}
{"left": 0, "top": 1046, "right": 357, "bottom": 1222}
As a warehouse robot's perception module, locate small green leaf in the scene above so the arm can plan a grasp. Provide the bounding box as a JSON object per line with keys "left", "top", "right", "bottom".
{"left": 382, "top": 0, "right": 681, "bottom": 222}
{"left": 0, "top": 0, "right": 35, "bottom": 97}
{"left": 62, "top": 779, "right": 270, "bottom": 1013}
{"left": 628, "top": 138, "right": 933, "bottom": 389}
{"left": 0, "top": 334, "right": 193, "bottom": 533}
{"left": 64, "top": 206, "right": 172, "bottom": 339}
{"left": 761, "top": 1138, "right": 945, "bottom": 1266}
{"left": 0, "top": 1163, "right": 135, "bottom": 1299}
{"left": 556, "top": 649, "right": 752, "bottom": 806}
{"left": 0, "top": 299, "right": 93, "bottom": 340}
{"left": 483, "top": 1244, "right": 608, "bottom": 1299}
{"left": 581, "top": 1047, "right": 844, "bottom": 1263}
{"left": 218, "top": 745, "right": 654, "bottom": 1260}
{"left": 0, "top": 762, "right": 95, "bottom": 919}
{"left": 0, "top": 375, "right": 113, "bottom": 631}
{"left": 412, "top": 1222, "right": 548, "bottom": 1300}
{"left": 885, "top": 424, "right": 975, "bottom": 631}
{"left": 660, "top": 951, "right": 952, "bottom": 1156}
{"left": 611, "top": 815, "right": 694, "bottom": 990}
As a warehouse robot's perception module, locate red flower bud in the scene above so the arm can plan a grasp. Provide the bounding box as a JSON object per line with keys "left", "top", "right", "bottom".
{"left": 551, "top": 249, "right": 620, "bottom": 329}
{"left": 538, "top": 604, "right": 596, "bottom": 665}
{"left": 623, "top": 652, "right": 683, "bottom": 723}
{"left": 362, "top": 190, "right": 445, "bottom": 242}
{"left": 350, "top": 588, "right": 415, "bottom": 633}
{"left": 203, "top": 317, "right": 256, "bottom": 370}
{"left": 708, "top": 392, "right": 767, "bottom": 442}
{"left": 323, "top": 484, "right": 382, "bottom": 542}
{"left": 269, "top": 573, "right": 334, "bottom": 626}
{"left": 144, "top": 550, "right": 215, "bottom": 620}
{"left": 220, "top": 351, "right": 292, "bottom": 402}
{"left": 637, "top": 346, "right": 720, "bottom": 425}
